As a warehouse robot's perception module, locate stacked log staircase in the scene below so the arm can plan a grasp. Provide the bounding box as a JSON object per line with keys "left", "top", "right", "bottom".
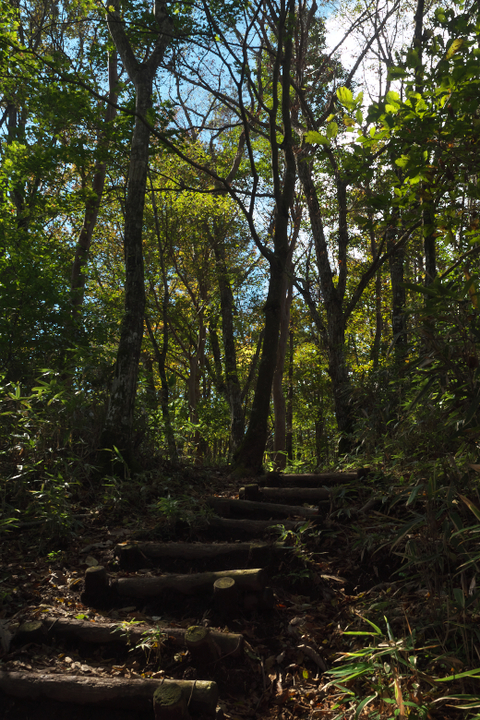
{"left": 0, "top": 469, "right": 367, "bottom": 719}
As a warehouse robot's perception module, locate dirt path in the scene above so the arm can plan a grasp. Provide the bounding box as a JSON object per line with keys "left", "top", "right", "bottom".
{"left": 0, "top": 467, "right": 437, "bottom": 719}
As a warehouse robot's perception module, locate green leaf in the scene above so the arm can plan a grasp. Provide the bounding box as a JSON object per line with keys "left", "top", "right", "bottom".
{"left": 459, "top": 494, "right": 480, "bottom": 522}
{"left": 388, "top": 66, "right": 406, "bottom": 80}
{"left": 304, "top": 130, "right": 329, "bottom": 145}
{"left": 386, "top": 90, "right": 400, "bottom": 104}
{"left": 446, "top": 38, "right": 464, "bottom": 60}
{"left": 453, "top": 587, "right": 465, "bottom": 609}
{"left": 362, "top": 617, "right": 383, "bottom": 634}
{"left": 337, "top": 86, "right": 354, "bottom": 108}
{"left": 326, "top": 121, "right": 338, "bottom": 139}
{"left": 406, "top": 483, "right": 425, "bottom": 506}
{"left": 355, "top": 695, "right": 377, "bottom": 718}
{"left": 395, "top": 155, "right": 409, "bottom": 168}
{"left": 434, "top": 667, "right": 480, "bottom": 681}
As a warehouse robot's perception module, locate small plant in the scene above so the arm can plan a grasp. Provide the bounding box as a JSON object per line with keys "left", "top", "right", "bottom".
{"left": 155, "top": 494, "right": 208, "bottom": 523}
{"left": 133, "top": 626, "right": 167, "bottom": 665}
{"left": 274, "top": 520, "right": 314, "bottom": 551}
{"left": 325, "top": 615, "right": 480, "bottom": 719}
{"left": 273, "top": 521, "right": 318, "bottom": 584}
{"left": 325, "top": 616, "right": 432, "bottom": 719}
{"left": 46, "top": 549, "right": 65, "bottom": 563}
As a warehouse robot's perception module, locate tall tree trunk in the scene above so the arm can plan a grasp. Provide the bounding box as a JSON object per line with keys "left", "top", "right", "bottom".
{"left": 272, "top": 263, "right": 293, "bottom": 470}
{"left": 231, "top": 0, "right": 297, "bottom": 475}
{"left": 212, "top": 241, "right": 245, "bottom": 453}
{"left": 413, "top": 0, "right": 437, "bottom": 287}
{"left": 326, "top": 303, "right": 353, "bottom": 451}
{"left": 424, "top": 210, "right": 437, "bottom": 286}
{"left": 387, "top": 223, "right": 407, "bottom": 355}
{"left": 286, "top": 329, "right": 294, "bottom": 462}
{"left": 146, "top": 176, "right": 178, "bottom": 463}
{"left": 296, "top": 151, "right": 355, "bottom": 451}
{"left": 145, "top": 316, "right": 178, "bottom": 463}
{"left": 100, "top": 83, "right": 151, "bottom": 465}
{"left": 100, "top": 1, "right": 172, "bottom": 468}
{"left": 233, "top": 257, "right": 287, "bottom": 474}
{"left": 368, "top": 220, "right": 383, "bottom": 368}
{"left": 70, "top": 52, "right": 117, "bottom": 328}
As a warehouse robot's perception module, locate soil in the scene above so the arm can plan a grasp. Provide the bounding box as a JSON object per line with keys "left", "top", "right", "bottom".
{"left": 0, "top": 467, "right": 464, "bottom": 719}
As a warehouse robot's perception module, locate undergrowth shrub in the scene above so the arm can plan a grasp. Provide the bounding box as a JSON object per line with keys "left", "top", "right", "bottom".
{"left": 0, "top": 370, "right": 106, "bottom": 538}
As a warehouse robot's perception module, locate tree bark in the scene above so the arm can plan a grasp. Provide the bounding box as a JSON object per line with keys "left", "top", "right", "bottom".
{"left": 286, "top": 329, "right": 294, "bottom": 461}
{"left": 205, "top": 516, "right": 306, "bottom": 538}
{"left": 231, "top": 0, "right": 298, "bottom": 476}
{"left": 146, "top": 176, "right": 178, "bottom": 462}
{"left": 114, "top": 567, "right": 266, "bottom": 597}
{"left": 114, "top": 540, "right": 284, "bottom": 569}
{"left": 296, "top": 151, "right": 355, "bottom": 450}
{"left": 212, "top": 240, "right": 245, "bottom": 453}
{"left": 70, "top": 51, "right": 117, "bottom": 328}
{"left": 259, "top": 470, "right": 358, "bottom": 485}
{"left": 272, "top": 259, "right": 294, "bottom": 470}
{"left": 387, "top": 223, "right": 407, "bottom": 354}
{"left": 207, "top": 496, "right": 319, "bottom": 520}
{"left": 100, "top": 1, "right": 172, "bottom": 467}
{"left": 0, "top": 672, "right": 218, "bottom": 716}
{"left": 33, "top": 616, "right": 243, "bottom": 658}
{"left": 233, "top": 259, "right": 288, "bottom": 474}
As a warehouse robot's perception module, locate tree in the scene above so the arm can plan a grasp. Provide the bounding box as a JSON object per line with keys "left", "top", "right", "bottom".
{"left": 99, "top": 0, "right": 173, "bottom": 467}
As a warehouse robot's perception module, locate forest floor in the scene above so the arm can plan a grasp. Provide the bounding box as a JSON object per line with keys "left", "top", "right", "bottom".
{"left": 0, "top": 464, "right": 478, "bottom": 719}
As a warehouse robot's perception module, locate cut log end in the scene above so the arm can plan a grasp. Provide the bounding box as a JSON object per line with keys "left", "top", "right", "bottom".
{"left": 13, "top": 620, "right": 48, "bottom": 647}
{"left": 213, "top": 576, "right": 239, "bottom": 619}
{"left": 185, "top": 626, "right": 219, "bottom": 664}
{"left": 153, "top": 683, "right": 190, "bottom": 720}
{"left": 239, "top": 484, "right": 262, "bottom": 501}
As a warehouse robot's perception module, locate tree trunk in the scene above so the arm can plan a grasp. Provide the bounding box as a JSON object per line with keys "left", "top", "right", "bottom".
{"left": 100, "top": 83, "right": 151, "bottom": 466}
{"left": 326, "top": 304, "right": 354, "bottom": 450}
{"left": 71, "top": 51, "right": 117, "bottom": 328}
{"left": 387, "top": 223, "right": 407, "bottom": 355}
{"left": 145, "top": 316, "right": 178, "bottom": 463}
{"left": 100, "top": 1, "right": 172, "bottom": 468}
{"left": 272, "top": 264, "right": 293, "bottom": 470}
{"left": 232, "top": 257, "right": 287, "bottom": 474}
{"left": 232, "top": 1, "right": 297, "bottom": 475}
{"left": 297, "top": 152, "right": 355, "bottom": 451}
{"left": 368, "top": 220, "right": 383, "bottom": 368}
{"left": 286, "top": 329, "right": 294, "bottom": 461}
{"left": 212, "top": 241, "right": 245, "bottom": 452}
{"left": 147, "top": 177, "right": 178, "bottom": 462}
{"left": 424, "top": 209, "right": 437, "bottom": 286}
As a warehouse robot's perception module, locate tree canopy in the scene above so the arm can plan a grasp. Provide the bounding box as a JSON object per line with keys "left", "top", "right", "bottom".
{"left": 1, "top": 0, "right": 479, "bottom": 473}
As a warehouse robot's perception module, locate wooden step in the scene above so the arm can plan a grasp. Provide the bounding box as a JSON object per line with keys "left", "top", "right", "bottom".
{"left": 258, "top": 471, "right": 364, "bottom": 487}
{"left": 0, "top": 671, "right": 218, "bottom": 717}
{"left": 261, "top": 486, "right": 334, "bottom": 503}
{"left": 15, "top": 616, "right": 243, "bottom": 658}
{"left": 115, "top": 540, "right": 287, "bottom": 571}
{"left": 206, "top": 496, "right": 319, "bottom": 520}
{"left": 204, "top": 516, "right": 310, "bottom": 538}
{"left": 113, "top": 567, "right": 266, "bottom": 598}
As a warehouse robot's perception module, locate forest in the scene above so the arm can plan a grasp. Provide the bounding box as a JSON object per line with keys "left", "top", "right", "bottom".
{"left": 1, "top": 0, "right": 480, "bottom": 717}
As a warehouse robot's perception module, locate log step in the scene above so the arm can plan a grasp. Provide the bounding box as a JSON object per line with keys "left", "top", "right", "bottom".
{"left": 0, "top": 671, "right": 218, "bottom": 717}
{"left": 115, "top": 540, "right": 288, "bottom": 571}
{"left": 204, "top": 516, "right": 308, "bottom": 538}
{"left": 11, "top": 617, "right": 243, "bottom": 658}
{"left": 206, "top": 496, "right": 319, "bottom": 520}
{"left": 258, "top": 470, "right": 367, "bottom": 487}
{"left": 261, "top": 486, "right": 335, "bottom": 503}
{"left": 114, "top": 567, "right": 266, "bottom": 598}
